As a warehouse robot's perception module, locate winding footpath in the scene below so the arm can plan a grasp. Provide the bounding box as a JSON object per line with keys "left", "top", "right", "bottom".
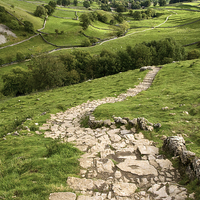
{"left": 38, "top": 67, "right": 190, "bottom": 200}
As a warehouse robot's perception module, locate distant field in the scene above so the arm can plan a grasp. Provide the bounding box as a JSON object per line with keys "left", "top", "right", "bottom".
{"left": 0, "top": 0, "right": 199, "bottom": 64}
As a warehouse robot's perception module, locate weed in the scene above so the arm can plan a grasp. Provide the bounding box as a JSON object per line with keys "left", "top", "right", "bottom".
{"left": 111, "top": 159, "right": 118, "bottom": 165}
{"left": 80, "top": 115, "right": 90, "bottom": 128}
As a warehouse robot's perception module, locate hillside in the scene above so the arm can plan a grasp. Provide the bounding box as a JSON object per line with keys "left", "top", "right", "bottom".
{"left": 0, "top": 59, "right": 200, "bottom": 199}
{"left": 0, "top": 0, "right": 200, "bottom": 199}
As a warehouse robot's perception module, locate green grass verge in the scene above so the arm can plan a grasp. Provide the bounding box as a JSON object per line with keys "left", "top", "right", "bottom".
{"left": 0, "top": 135, "right": 82, "bottom": 200}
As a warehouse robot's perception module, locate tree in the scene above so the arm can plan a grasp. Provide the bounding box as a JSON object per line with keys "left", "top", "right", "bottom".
{"left": 141, "top": 0, "right": 151, "bottom": 7}
{"left": 24, "top": 21, "right": 34, "bottom": 33}
{"left": 2, "top": 67, "right": 32, "bottom": 96}
{"left": 45, "top": 4, "right": 55, "bottom": 16}
{"left": 154, "top": 1, "right": 158, "bottom": 6}
{"left": 116, "top": 5, "right": 126, "bottom": 12}
{"left": 83, "top": 1, "right": 90, "bottom": 8}
{"left": 34, "top": 5, "right": 47, "bottom": 17}
{"left": 0, "top": 6, "right": 5, "bottom": 12}
{"left": 57, "top": 0, "right": 62, "bottom": 5}
{"left": 133, "top": 11, "right": 142, "bottom": 20}
{"left": 29, "top": 55, "right": 66, "bottom": 90}
{"left": 158, "top": 0, "right": 166, "bottom": 6}
{"left": 79, "top": 13, "right": 90, "bottom": 30}
{"left": 62, "top": 0, "right": 70, "bottom": 6}
{"left": 74, "top": 0, "right": 78, "bottom": 6}
{"left": 187, "top": 49, "right": 200, "bottom": 60}
{"left": 16, "top": 52, "right": 25, "bottom": 62}
{"left": 49, "top": 1, "right": 57, "bottom": 8}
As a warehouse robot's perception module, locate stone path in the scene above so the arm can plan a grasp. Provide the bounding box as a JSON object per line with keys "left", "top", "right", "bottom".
{"left": 39, "top": 67, "right": 189, "bottom": 200}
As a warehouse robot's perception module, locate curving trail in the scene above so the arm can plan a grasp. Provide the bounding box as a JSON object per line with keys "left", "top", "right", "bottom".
{"left": 38, "top": 67, "right": 189, "bottom": 200}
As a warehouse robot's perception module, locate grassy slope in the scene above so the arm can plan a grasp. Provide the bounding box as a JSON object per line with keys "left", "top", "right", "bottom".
{"left": 0, "top": 69, "right": 147, "bottom": 199}
{"left": 94, "top": 60, "right": 200, "bottom": 157}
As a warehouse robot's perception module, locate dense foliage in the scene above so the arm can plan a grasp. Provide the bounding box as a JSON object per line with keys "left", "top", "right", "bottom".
{"left": 129, "top": 8, "right": 158, "bottom": 20}
{"left": 0, "top": 6, "right": 34, "bottom": 32}
{"left": 1, "top": 38, "right": 186, "bottom": 97}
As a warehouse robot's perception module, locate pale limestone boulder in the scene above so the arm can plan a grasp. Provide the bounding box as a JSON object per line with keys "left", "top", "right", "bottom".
{"left": 112, "top": 182, "right": 137, "bottom": 196}
{"left": 137, "top": 145, "right": 159, "bottom": 155}
{"left": 77, "top": 196, "right": 104, "bottom": 200}
{"left": 95, "top": 158, "right": 115, "bottom": 174}
{"left": 49, "top": 192, "right": 76, "bottom": 200}
{"left": 117, "top": 159, "right": 158, "bottom": 176}
{"left": 67, "top": 177, "right": 94, "bottom": 191}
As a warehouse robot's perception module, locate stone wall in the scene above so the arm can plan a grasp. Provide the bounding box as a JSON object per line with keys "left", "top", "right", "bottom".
{"left": 163, "top": 136, "right": 200, "bottom": 181}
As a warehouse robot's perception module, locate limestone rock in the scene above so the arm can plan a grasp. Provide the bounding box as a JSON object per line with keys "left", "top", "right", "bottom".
{"left": 117, "top": 159, "right": 158, "bottom": 176}
{"left": 112, "top": 182, "right": 137, "bottom": 196}
{"left": 67, "top": 177, "right": 94, "bottom": 191}
{"left": 77, "top": 196, "right": 104, "bottom": 200}
{"left": 137, "top": 145, "right": 159, "bottom": 155}
{"left": 96, "top": 158, "right": 115, "bottom": 174}
{"left": 49, "top": 192, "right": 76, "bottom": 200}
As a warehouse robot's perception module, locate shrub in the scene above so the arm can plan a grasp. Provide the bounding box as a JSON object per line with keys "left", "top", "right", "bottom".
{"left": 29, "top": 55, "right": 66, "bottom": 90}
{"left": 81, "top": 38, "right": 91, "bottom": 47}
{"left": 187, "top": 49, "right": 200, "bottom": 60}
{"left": 1, "top": 67, "right": 32, "bottom": 96}
{"left": 24, "top": 21, "right": 34, "bottom": 33}
{"left": 0, "top": 58, "right": 4, "bottom": 65}
{"left": 65, "top": 69, "right": 80, "bottom": 85}
{"left": 83, "top": 1, "right": 90, "bottom": 8}
{"left": 16, "top": 52, "right": 26, "bottom": 62}
{"left": 34, "top": 5, "right": 47, "bottom": 17}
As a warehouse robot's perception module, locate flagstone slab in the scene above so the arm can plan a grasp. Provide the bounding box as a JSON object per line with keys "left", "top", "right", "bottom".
{"left": 117, "top": 159, "right": 158, "bottom": 176}
{"left": 112, "top": 182, "right": 137, "bottom": 197}
{"left": 49, "top": 192, "right": 76, "bottom": 200}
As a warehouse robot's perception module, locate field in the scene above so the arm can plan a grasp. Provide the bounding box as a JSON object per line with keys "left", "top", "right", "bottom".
{"left": 0, "top": 0, "right": 200, "bottom": 199}
{"left": 0, "top": 0, "right": 200, "bottom": 64}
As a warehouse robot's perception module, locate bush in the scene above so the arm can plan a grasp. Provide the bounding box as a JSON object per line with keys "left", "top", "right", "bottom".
{"left": 81, "top": 38, "right": 91, "bottom": 47}
{"left": 29, "top": 55, "right": 66, "bottom": 90}
{"left": 16, "top": 52, "right": 26, "bottom": 62}
{"left": 1, "top": 67, "right": 32, "bottom": 96}
{"left": 24, "top": 21, "right": 34, "bottom": 33}
{"left": 34, "top": 5, "right": 47, "bottom": 17}
{"left": 0, "top": 58, "right": 4, "bottom": 65}
{"left": 8, "top": 20, "right": 20, "bottom": 30}
{"left": 65, "top": 69, "right": 80, "bottom": 85}
{"left": 187, "top": 49, "right": 200, "bottom": 60}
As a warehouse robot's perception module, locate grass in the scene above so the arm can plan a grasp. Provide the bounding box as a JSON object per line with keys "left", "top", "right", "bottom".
{"left": 43, "top": 17, "right": 81, "bottom": 33}
{"left": 0, "top": 135, "right": 82, "bottom": 200}
{"left": 93, "top": 59, "right": 200, "bottom": 156}
{"left": 0, "top": 2, "right": 199, "bottom": 62}
{"left": 0, "top": 68, "right": 147, "bottom": 137}
{"left": 84, "top": 25, "right": 114, "bottom": 39}
{"left": 0, "top": 35, "right": 55, "bottom": 63}
{"left": 0, "top": 67, "right": 147, "bottom": 199}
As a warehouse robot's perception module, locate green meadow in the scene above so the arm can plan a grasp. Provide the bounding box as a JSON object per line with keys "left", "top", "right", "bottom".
{"left": 0, "top": 0, "right": 200, "bottom": 199}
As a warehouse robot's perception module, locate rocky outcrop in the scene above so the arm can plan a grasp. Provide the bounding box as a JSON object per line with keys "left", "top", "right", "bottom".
{"left": 163, "top": 136, "right": 199, "bottom": 181}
